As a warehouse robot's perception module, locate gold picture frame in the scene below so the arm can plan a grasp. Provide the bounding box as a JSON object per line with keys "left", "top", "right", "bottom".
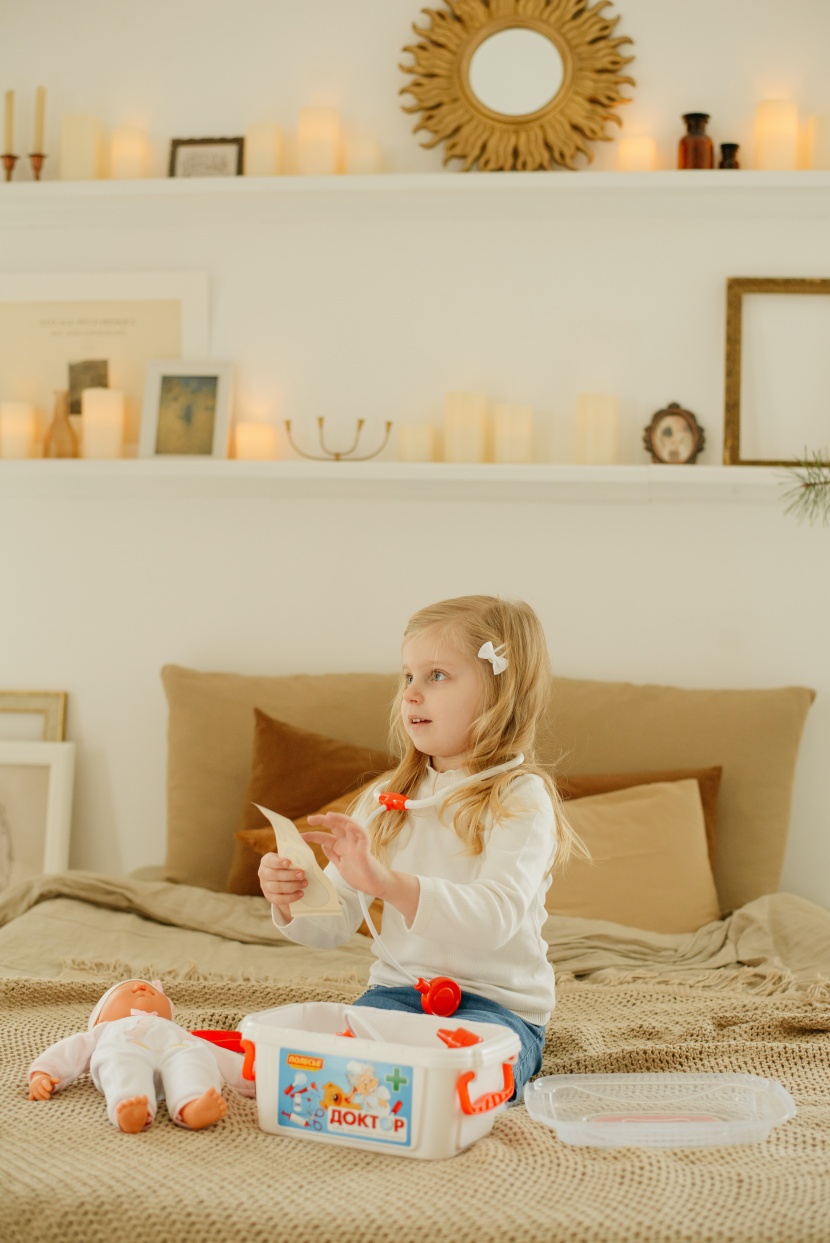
{"left": 400, "top": 0, "right": 635, "bottom": 171}
{"left": 0, "top": 692, "right": 67, "bottom": 742}
{"left": 724, "top": 277, "right": 830, "bottom": 465}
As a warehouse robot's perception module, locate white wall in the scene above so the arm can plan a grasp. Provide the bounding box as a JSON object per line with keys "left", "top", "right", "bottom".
{"left": 4, "top": 0, "right": 830, "bottom": 177}
{"left": 1, "top": 2, "right": 828, "bottom": 902}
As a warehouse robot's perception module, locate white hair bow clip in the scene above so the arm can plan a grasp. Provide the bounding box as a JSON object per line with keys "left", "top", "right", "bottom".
{"left": 478, "top": 641, "right": 508, "bottom": 675}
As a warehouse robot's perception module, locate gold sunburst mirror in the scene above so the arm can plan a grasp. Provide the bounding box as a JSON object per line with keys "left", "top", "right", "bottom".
{"left": 400, "top": 0, "right": 635, "bottom": 171}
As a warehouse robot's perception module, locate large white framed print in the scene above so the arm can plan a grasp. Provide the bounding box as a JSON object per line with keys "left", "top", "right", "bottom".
{"left": 0, "top": 741, "right": 75, "bottom": 891}
{"left": 0, "top": 272, "right": 209, "bottom": 454}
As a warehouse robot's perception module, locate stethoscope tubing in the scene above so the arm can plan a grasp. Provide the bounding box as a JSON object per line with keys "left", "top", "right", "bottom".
{"left": 356, "top": 754, "right": 524, "bottom": 983}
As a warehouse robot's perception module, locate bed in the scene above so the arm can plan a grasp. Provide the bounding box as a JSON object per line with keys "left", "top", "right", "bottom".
{"left": 2, "top": 666, "right": 828, "bottom": 1243}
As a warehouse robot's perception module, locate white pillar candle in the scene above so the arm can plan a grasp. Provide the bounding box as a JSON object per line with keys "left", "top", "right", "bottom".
{"left": 805, "top": 115, "right": 830, "bottom": 169}
{"left": 443, "top": 392, "right": 488, "bottom": 463}
{"left": 60, "top": 115, "right": 104, "bottom": 179}
{"left": 244, "top": 123, "right": 284, "bottom": 176}
{"left": 396, "top": 423, "right": 436, "bottom": 462}
{"left": 296, "top": 108, "right": 342, "bottom": 175}
{"left": 493, "top": 404, "right": 533, "bottom": 464}
{"left": 616, "top": 134, "right": 657, "bottom": 172}
{"left": 574, "top": 393, "right": 619, "bottom": 464}
{"left": 81, "top": 388, "right": 124, "bottom": 459}
{"left": 3, "top": 90, "right": 13, "bottom": 152}
{"left": 754, "top": 99, "right": 799, "bottom": 170}
{"left": 0, "top": 402, "right": 37, "bottom": 458}
{"left": 343, "top": 134, "right": 382, "bottom": 174}
{"left": 33, "top": 86, "right": 46, "bottom": 152}
{"left": 234, "top": 421, "right": 277, "bottom": 460}
{"left": 109, "top": 126, "right": 150, "bottom": 178}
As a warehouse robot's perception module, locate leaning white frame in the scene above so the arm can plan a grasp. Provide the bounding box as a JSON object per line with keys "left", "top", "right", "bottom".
{"left": 138, "top": 358, "right": 234, "bottom": 458}
{"left": 0, "top": 272, "right": 209, "bottom": 453}
{"left": 0, "top": 741, "right": 75, "bottom": 875}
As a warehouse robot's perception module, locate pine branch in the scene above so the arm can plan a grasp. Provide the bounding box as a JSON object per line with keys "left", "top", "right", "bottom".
{"left": 780, "top": 449, "right": 830, "bottom": 526}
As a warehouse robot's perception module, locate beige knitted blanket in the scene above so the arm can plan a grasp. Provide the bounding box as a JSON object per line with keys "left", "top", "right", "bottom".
{"left": 4, "top": 970, "right": 830, "bottom": 1243}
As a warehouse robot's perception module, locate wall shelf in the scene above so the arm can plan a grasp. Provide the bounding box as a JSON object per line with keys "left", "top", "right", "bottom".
{"left": 1, "top": 169, "right": 830, "bottom": 229}
{"left": 0, "top": 459, "right": 787, "bottom": 503}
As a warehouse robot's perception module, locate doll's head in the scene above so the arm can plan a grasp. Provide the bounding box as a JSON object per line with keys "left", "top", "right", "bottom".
{"left": 88, "top": 979, "right": 174, "bottom": 1029}
{"left": 394, "top": 594, "right": 551, "bottom": 771}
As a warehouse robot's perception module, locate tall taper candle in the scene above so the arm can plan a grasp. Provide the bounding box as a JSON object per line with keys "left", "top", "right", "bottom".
{"left": 3, "top": 90, "right": 13, "bottom": 152}
{"left": 33, "top": 86, "right": 46, "bottom": 152}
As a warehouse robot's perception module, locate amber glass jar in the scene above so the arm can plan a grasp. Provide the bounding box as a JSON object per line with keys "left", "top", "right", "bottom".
{"left": 678, "top": 113, "right": 714, "bottom": 169}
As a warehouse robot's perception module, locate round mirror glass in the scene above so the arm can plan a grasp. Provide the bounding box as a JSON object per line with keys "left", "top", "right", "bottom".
{"left": 468, "top": 28, "right": 564, "bottom": 117}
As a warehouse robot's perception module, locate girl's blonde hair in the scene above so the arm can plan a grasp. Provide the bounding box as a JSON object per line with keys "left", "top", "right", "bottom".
{"left": 366, "top": 594, "right": 586, "bottom": 869}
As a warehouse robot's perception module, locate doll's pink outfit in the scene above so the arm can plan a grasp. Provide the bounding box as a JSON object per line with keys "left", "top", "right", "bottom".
{"left": 29, "top": 1013, "right": 246, "bottom": 1129}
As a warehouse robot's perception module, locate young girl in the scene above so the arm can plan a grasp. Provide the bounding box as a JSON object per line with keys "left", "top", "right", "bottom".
{"left": 259, "top": 594, "right": 581, "bottom": 1101}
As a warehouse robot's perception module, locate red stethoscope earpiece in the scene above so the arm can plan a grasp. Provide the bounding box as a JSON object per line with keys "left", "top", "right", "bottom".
{"left": 377, "top": 792, "right": 408, "bottom": 812}
{"left": 415, "top": 976, "right": 462, "bottom": 1017}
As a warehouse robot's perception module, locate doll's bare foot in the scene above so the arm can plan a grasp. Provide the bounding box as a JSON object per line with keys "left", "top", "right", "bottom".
{"left": 117, "top": 1095, "right": 152, "bottom": 1133}
{"left": 179, "top": 1087, "right": 227, "bottom": 1129}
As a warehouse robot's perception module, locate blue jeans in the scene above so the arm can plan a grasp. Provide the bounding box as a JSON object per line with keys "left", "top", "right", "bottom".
{"left": 351, "top": 984, "right": 546, "bottom": 1103}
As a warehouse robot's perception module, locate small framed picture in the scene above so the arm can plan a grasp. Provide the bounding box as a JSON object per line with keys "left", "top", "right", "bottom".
{"left": 0, "top": 741, "right": 75, "bottom": 891}
{"left": 139, "top": 360, "right": 234, "bottom": 458}
{"left": 169, "top": 137, "right": 244, "bottom": 178}
{"left": 643, "top": 402, "right": 706, "bottom": 464}
{"left": 0, "top": 691, "right": 67, "bottom": 742}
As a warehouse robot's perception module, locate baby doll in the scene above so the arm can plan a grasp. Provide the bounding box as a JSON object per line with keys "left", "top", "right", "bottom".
{"left": 27, "top": 978, "right": 250, "bottom": 1134}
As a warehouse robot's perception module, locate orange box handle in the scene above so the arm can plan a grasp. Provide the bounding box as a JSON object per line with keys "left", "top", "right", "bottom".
{"left": 457, "top": 1061, "right": 514, "bottom": 1114}
{"left": 240, "top": 1038, "right": 256, "bottom": 1082}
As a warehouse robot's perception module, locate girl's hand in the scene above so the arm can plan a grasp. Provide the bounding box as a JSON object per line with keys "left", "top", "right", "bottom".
{"left": 28, "top": 1072, "right": 59, "bottom": 1101}
{"left": 258, "top": 852, "right": 307, "bottom": 918}
{"left": 303, "top": 812, "right": 391, "bottom": 898}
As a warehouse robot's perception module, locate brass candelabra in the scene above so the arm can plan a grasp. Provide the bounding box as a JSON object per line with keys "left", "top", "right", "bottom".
{"left": 284, "top": 417, "right": 393, "bottom": 462}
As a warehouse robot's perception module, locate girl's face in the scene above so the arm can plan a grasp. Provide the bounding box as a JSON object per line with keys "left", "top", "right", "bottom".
{"left": 401, "top": 628, "right": 483, "bottom": 772}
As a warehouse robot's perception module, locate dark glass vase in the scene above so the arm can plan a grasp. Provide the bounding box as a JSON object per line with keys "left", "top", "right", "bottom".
{"left": 719, "top": 142, "right": 740, "bottom": 169}
{"left": 678, "top": 113, "right": 714, "bottom": 169}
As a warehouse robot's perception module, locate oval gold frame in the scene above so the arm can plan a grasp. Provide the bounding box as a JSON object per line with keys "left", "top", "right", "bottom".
{"left": 400, "top": 0, "right": 635, "bottom": 171}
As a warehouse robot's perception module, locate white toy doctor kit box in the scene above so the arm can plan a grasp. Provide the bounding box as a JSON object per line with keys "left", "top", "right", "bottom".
{"left": 238, "top": 1001, "right": 520, "bottom": 1161}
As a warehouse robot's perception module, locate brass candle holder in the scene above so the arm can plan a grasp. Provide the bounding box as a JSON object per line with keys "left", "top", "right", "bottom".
{"left": 29, "top": 153, "right": 46, "bottom": 181}
{"left": 285, "top": 417, "right": 393, "bottom": 462}
{"left": 1, "top": 154, "right": 18, "bottom": 182}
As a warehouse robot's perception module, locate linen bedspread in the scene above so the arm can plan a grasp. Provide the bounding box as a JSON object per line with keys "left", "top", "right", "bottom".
{"left": 2, "top": 873, "right": 830, "bottom": 1243}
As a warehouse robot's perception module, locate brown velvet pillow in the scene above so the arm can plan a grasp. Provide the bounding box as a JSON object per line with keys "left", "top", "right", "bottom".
{"left": 225, "top": 709, "right": 393, "bottom": 896}
{"left": 237, "top": 782, "right": 385, "bottom": 936}
{"left": 558, "top": 767, "right": 722, "bottom": 866}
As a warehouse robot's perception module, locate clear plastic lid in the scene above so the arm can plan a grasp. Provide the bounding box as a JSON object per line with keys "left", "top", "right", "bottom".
{"left": 524, "top": 1072, "right": 796, "bottom": 1148}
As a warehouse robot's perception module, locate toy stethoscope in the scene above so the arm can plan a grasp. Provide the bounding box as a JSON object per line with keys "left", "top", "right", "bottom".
{"left": 354, "top": 753, "right": 525, "bottom": 1019}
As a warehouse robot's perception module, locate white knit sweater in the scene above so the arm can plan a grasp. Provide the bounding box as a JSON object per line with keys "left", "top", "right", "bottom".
{"left": 272, "top": 767, "right": 557, "bottom": 1025}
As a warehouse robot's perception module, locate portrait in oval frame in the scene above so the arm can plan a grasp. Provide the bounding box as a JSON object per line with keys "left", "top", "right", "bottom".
{"left": 643, "top": 402, "right": 706, "bottom": 465}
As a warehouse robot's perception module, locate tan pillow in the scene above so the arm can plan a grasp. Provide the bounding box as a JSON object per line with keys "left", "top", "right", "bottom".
{"left": 161, "top": 665, "right": 814, "bottom": 910}
{"left": 558, "top": 767, "right": 721, "bottom": 866}
{"left": 237, "top": 783, "right": 384, "bottom": 937}
{"left": 225, "top": 710, "right": 393, "bottom": 896}
{"left": 546, "top": 677, "right": 814, "bottom": 913}
{"left": 548, "top": 780, "right": 721, "bottom": 933}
